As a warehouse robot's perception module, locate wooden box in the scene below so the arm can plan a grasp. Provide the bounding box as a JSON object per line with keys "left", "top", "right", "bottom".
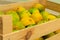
{"left": 0, "top": 0, "right": 60, "bottom": 40}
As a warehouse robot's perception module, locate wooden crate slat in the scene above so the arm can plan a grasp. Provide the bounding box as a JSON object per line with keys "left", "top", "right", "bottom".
{"left": 46, "top": 33, "right": 60, "bottom": 40}
{"left": 29, "top": 19, "right": 60, "bottom": 40}
{"left": 0, "top": 0, "right": 46, "bottom": 11}
{"left": 3, "top": 28, "right": 33, "bottom": 40}
{"left": 3, "top": 15, "right": 12, "bottom": 35}
{"left": 39, "top": 0, "right": 47, "bottom": 6}
{"left": 0, "top": 15, "right": 12, "bottom": 35}
{"left": 2, "top": 19, "right": 60, "bottom": 40}
{"left": 0, "top": 0, "right": 39, "bottom": 11}
{"left": 47, "top": 1, "right": 60, "bottom": 12}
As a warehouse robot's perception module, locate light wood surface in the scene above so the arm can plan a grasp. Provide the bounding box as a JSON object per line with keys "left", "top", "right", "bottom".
{"left": 29, "top": 19, "right": 60, "bottom": 40}
{"left": 0, "top": 15, "right": 12, "bottom": 35}
{"left": 2, "top": 15, "right": 12, "bottom": 35}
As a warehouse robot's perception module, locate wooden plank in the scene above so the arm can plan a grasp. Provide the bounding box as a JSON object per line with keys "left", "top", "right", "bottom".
{"left": 0, "top": 0, "right": 46, "bottom": 11}
{"left": 3, "top": 28, "right": 34, "bottom": 40}
{"left": 0, "top": 0, "right": 39, "bottom": 11}
{"left": 3, "top": 19, "right": 60, "bottom": 40}
{"left": 2, "top": 15, "right": 12, "bottom": 35}
{"left": 46, "top": 33, "right": 60, "bottom": 40}
{"left": 47, "top": 1, "right": 60, "bottom": 12}
{"left": 29, "top": 19, "right": 60, "bottom": 40}
{"left": 48, "top": 0, "right": 60, "bottom": 4}
{"left": 39, "top": 0, "right": 47, "bottom": 6}
{"left": 0, "top": 15, "right": 12, "bottom": 35}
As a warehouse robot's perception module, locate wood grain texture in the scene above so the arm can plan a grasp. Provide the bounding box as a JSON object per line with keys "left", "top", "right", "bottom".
{"left": 47, "top": 1, "right": 60, "bottom": 12}
{"left": 3, "top": 28, "right": 34, "bottom": 40}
